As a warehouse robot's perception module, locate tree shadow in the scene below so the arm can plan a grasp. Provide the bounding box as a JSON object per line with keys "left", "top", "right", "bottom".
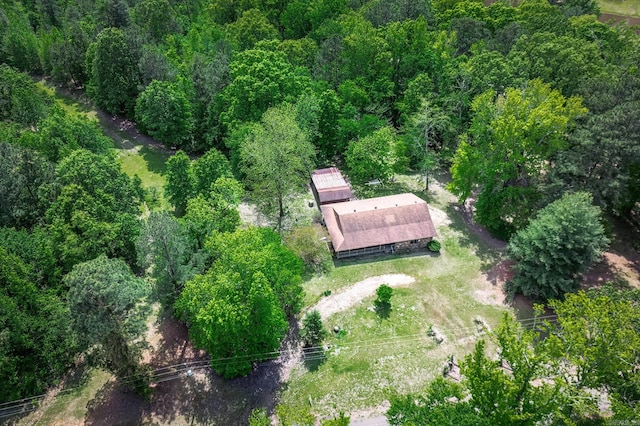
{"left": 82, "top": 313, "right": 300, "bottom": 425}
{"left": 139, "top": 145, "right": 169, "bottom": 175}
{"left": 302, "top": 347, "right": 327, "bottom": 372}
{"left": 84, "top": 381, "right": 151, "bottom": 426}
{"left": 374, "top": 302, "right": 392, "bottom": 319}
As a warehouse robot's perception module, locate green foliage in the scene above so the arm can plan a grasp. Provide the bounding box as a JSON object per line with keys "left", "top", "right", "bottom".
{"left": 135, "top": 80, "right": 194, "bottom": 150}
{"left": 301, "top": 309, "right": 326, "bottom": 347}
{"left": 0, "top": 65, "right": 50, "bottom": 126}
{"left": 321, "top": 412, "right": 351, "bottom": 426}
{"left": 183, "top": 177, "right": 243, "bottom": 248}
{"left": 46, "top": 150, "right": 142, "bottom": 270}
{"left": 0, "top": 143, "right": 54, "bottom": 229}
{"left": 164, "top": 150, "right": 194, "bottom": 216}
{"left": 0, "top": 4, "right": 41, "bottom": 72}
{"left": 345, "top": 126, "right": 396, "bottom": 185}
{"left": 507, "top": 192, "right": 609, "bottom": 301}
{"left": 218, "top": 43, "right": 312, "bottom": 132}
{"left": 427, "top": 240, "right": 441, "bottom": 253}
{"left": 136, "top": 211, "right": 192, "bottom": 307}
{"left": 176, "top": 226, "right": 304, "bottom": 377}
{"left": 134, "top": 0, "right": 181, "bottom": 42}
{"left": 86, "top": 27, "right": 139, "bottom": 116}
{"left": 239, "top": 104, "right": 316, "bottom": 231}
{"left": 177, "top": 268, "right": 288, "bottom": 378}
{"left": 31, "top": 106, "right": 112, "bottom": 162}
{"left": 191, "top": 148, "right": 233, "bottom": 197}
{"left": 206, "top": 227, "right": 305, "bottom": 316}
{"left": 65, "top": 255, "right": 150, "bottom": 385}
{"left": 0, "top": 247, "right": 77, "bottom": 403}
{"left": 0, "top": 226, "right": 59, "bottom": 288}
{"left": 275, "top": 403, "right": 316, "bottom": 426}
{"left": 375, "top": 284, "right": 393, "bottom": 306}
{"left": 449, "top": 79, "right": 586, "bottom": 238}
{"left": 226, "top": 8, "right": 280, "bottom": 51}
{"left": 283, "top": 224, "right": 333, "bottom": 274}
{"left": 387, "top": 377, "right": 490, "bottom": 425}
{"left": 389, "top": 314, "right": 575, "bottom": 425}
{"left": 547, "top": 290, "right": 640, "bottom": 415}
{"left": 248, "top": 407, "right": 271, "bottom": 426}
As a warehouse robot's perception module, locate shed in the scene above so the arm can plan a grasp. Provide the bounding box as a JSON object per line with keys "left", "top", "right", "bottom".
{"left": 311, "top": 167, "right": 353, "bottom": 205}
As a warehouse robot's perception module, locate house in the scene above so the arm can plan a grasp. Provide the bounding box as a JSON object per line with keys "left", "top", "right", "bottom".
{"left": 311, "top": 167, "right": 353, "bottom": 205}
{"left": 321, "top": 193, "right": 437, "bottom": 258}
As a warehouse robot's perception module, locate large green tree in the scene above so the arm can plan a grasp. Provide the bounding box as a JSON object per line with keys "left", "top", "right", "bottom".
{"left": 239, "top": 104, "right": 316, "bottom": 231}
{"left": 176, "top": 227, "right": 303, "bottom": 378}
{"left": 0, "top": 64, "right": 50, "bottom": 126}
{"left": 507, "top": 192, "right": 609, "bottom": 300}
{"left": 86, "top": 27, "right": 139, "bottom": 116}
{"left": 136, "top": 211, "right": 192, "bottom": 307}
{"left": 135, "top": 80, "right": 194, "bottom": 150}
{"left": 164, "top": 150, "right": 194, "bottom": 216}
{"left": 0, "top": 143, "right": 54, "bottom": 229}
{"left": 66, "top": 255, "right": 151, "bottom": 386}
{"left": 46, "top": 150, "right": 141, "bottom": 270}
{"left": 217, "top": 43, "right": 312, "bottom": 133}
{"left": 0, "top": 247, "right": 76, "bottom": 403}
{"left": 345, "top": 126, "right": 396, "bottom": 185}
{"left": 449, "top": 79, "right": 586, "bottom": 237}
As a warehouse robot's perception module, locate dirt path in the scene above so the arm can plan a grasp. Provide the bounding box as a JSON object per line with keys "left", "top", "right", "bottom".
{"left": 310, "top": 274, "right": 416, "bottom": 318}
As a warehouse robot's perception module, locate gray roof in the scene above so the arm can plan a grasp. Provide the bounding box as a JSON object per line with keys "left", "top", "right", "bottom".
{"left": 322, "top": 193, "right": 437, "bottom": 252}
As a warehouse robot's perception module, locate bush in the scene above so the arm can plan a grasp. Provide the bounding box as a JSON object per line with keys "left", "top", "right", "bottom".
{"left": 284, "top": 224, "right": 333, "bottom": 273}
{"left": 427, "top": 239, "right": 441, "bottom": 252}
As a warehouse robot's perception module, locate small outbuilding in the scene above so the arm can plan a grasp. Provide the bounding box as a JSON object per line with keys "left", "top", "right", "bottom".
{"left": 321, "top": 193, "right": 437, "bottom": 258}
{"left": 311, "top": 167, "right": 353, "bottom": 205}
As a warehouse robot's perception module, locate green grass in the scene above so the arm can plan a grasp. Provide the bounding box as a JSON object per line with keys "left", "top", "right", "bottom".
{"left": 20, "top": 369, "right": 112, "bottom": 425}
{"left": 117, "top": 146, "right": 170, "bottom": 211}
{"left": 282, "top": 185, "right": 510, "bottom": 417}
{"left": 599, "top": 0, "right": 640, "bottom": 16}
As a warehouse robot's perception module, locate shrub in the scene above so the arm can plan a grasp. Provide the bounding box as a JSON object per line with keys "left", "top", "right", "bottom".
{"left": 284, "top": 224, "right": 333, "bottom": 273}
{"left": 427, "top": 239, "right": 441, "bottom": 252}
{"left": 375, "top": 284, "right": 393, "bottom": 307}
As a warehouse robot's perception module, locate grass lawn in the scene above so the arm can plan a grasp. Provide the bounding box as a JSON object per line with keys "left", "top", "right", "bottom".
{"left": 117, "top": 146, "right": 170, "bottom": 211}
{"left": 599, "top": 0, "right": 640, "bottom": 16}
{"left": 19, "top": 369, "right": 112, "bottom": 425}
{"left": 280, "top": 171, "right": 510, "bottom": 418}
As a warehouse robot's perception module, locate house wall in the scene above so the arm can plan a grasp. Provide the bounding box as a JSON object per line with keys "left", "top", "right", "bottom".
{"left": 395, "top": 238, "right": 432, "bottom": 252}
{"left": 335, "top": 238, "right": 432, "bottom": 258}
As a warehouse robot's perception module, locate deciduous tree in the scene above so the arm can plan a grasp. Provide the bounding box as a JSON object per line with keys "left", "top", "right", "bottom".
{"left": 86, "top": 27, "right": 139, "bottom": 116}
{"left": 239, "top": 104, "right": 315, "bottom": 231}
{"left": 345, "top": 126, "right": 396, "bottom": 185}
{"left": 136, "top": 80, "right": 194, "bottom": 150}
{"left": 449, "top": 79, "right": 586, "bottom": 237}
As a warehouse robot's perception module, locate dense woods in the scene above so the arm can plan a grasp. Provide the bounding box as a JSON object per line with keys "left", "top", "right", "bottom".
{"left": 1, "top": 0, "right": 640, "bottom": 422}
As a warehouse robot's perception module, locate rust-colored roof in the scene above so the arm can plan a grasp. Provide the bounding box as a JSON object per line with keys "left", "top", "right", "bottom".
{"left": 311, "top": 167, "right": 353, "bottom": 204}
{"left": 321, "top": 193, "right": 437, "bottom": 252}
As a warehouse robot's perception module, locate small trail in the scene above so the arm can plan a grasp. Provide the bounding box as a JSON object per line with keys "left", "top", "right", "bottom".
{"left": 310, "top": 274, "right": 415, "bottom": 319}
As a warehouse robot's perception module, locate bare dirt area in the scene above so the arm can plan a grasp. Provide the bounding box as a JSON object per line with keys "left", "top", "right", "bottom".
{"left": 82, "top": 316, "right": 301, "bottom": 425}
{"left": 310, "top": 274, "right": 416, "bottom": 318}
